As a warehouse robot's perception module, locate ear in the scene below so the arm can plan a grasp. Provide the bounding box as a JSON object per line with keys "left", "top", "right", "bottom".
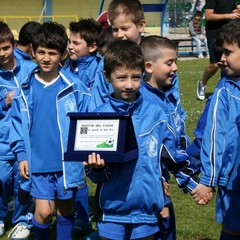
{"left": 61, "top": 50, "right": 68, "bottom": 61}
{"left": 144, "top": 61, "right": 153, "bottom": 74}
{"left": 88, "top": 43, "right": 98, "bottom": 53}
{"left": 32, "top": 49, "right": 36, "bottom": 59}
{"left": 138, "top": 19, "right": 146, "bottom": 33}
{"left": 104, "top": 70, "right": 111, "bottom": 83}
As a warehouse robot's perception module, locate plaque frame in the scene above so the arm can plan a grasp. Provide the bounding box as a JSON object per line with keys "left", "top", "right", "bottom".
{"left": 64, "top": 112, "right": 138, "bottom": 162}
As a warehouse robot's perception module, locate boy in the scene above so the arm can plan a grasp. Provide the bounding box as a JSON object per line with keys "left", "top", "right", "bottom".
{"left": 10, "top": 21, "right": 90, "bottom": 239}
{"left": 89, "top": 0, "right": 146, "bottom": 111}
{"left": 65, "top": 18, "right": 102, "bottom": 89}
{"left": 139, "top": 35, "right": 191, "bottom": 239}
{"left": 108, "top": 0, "right": 146, "bottom": 44}
{"left": 66, "top": 17, "right": 102, "bottom": 233}
{"left": 192, "top": 19, "right": 240, "bottom": 239}
{"left": 14, "top": 21, "right": 41, "bottom": 60}
{"left": 0, "top": 21, "right": 36, "bottom": 239}
{"left": 85, "top": 39, "right": 210, "bottom": 239}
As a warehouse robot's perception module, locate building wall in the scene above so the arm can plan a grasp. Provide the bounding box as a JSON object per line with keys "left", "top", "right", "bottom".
{"left": 0, "top": 0, "right": 42, "bottom": 30}
{"left": 0, "top": 0, "right": 101, "bottom": 31}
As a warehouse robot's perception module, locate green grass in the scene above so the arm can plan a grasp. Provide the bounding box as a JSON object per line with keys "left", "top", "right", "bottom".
{"left": 1, "top": 58, "right": 222, "bottom": 239}
{"left": 174, "top": 58, "right": 221, "bottom": 240}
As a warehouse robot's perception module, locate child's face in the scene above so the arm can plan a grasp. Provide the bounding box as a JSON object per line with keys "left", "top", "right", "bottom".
{"left": 111, "top": 14, "right": 145, "bottom": 44}
{"left": 219, "top": 42, "right": 240, "bottom": 76}
{"left": 0, "top": 40, "right": 15, "bottom": 70}
{"left": 68, "top": 32, "right": 93, "bottom": 60}
{"left": 34, "top": 46, "right": 65, "bottom": 77}
{"left": 146, "top": 48, "right": 178, "bottom": 89}
{"left": 106, "top": 66, "right": 142, "bottom": 102}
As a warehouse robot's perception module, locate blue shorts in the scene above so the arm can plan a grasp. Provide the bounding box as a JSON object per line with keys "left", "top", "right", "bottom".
{"left": 97, "top": 220, "right": 159, "bottom": 239}
{"left": 216, "top": 188, "right": 240, "bottom": 231}
{"left": 31, "top": 172, "right": 74, "bottom": 200}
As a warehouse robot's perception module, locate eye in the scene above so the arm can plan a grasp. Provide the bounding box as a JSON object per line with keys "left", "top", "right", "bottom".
{"left": 2, "top": 46, "right": 11, "bottom": 51}
{"left": 112, "top": 28, "right": 118, "bottom": 33}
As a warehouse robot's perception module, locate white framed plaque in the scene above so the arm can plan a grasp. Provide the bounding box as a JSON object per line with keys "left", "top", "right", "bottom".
{"left": 74, "top": 119, "right": 119, "bottom": 151}
{"left": 64, "top": 112, "right": 138, "bottom": 162}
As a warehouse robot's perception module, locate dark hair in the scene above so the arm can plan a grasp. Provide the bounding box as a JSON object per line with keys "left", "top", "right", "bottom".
{"left": 140, "top": 35, "right": 177, "bottom": 62}
{"left": 216, "top": 19, "right": 240, "bottom": 49}
{"left": 104, "top": 39, "right": 144, "bottom": 78}
{"left": 18, "top": 21, "right": 41, "bottom": 46}
{"left": 195, "top": 10, "right": 202, "bottom": 17}
{"left": 32, "top": 21, "right": 68, "bottom": 55}
{"left": 108, "top": 0, "right": 145, "bottom": 25}
{"left": 0, "top": 21, "right": 15, "bottom": 46}
{"left": 69, "top": 18, "right": 102, "bottom": 46}
{"left": 96, "top": 26, "right": 114, "bottom": 49}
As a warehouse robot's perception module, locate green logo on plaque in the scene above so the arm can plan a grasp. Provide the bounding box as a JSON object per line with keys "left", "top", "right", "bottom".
{"left": 96, "top": 138, "right": 114, "bottom": 148}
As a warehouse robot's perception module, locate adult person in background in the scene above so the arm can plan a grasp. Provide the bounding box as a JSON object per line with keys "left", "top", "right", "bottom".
{"left": 197, "top": 0, "right": 239, "bottom": 100}
{"left": 189, "top": 10, "right": 209, "bottom": 59}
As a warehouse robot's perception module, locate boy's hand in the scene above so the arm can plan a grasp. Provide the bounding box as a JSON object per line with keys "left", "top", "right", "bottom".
{"left": 83, "top": 152, "right": 105, "bottom": 169}
{"left": 163, "top": 181, "right": 171, "bottom": 197}
{"left": 5, "top": 90, "right": 16, "bottom": 107}
{"left": 191, "top": 183, "right": 215, "bottom": 205}
{"left": 18, "top": 160, "right": 29, "bottom": 179}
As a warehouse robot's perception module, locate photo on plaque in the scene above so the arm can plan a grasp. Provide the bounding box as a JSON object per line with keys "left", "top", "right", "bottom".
{"left": 64, "top": 112, "right": 138, "bottom": 162}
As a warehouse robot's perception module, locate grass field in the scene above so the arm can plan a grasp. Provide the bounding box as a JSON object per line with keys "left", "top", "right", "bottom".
{"left": 1, "top": 58, "right": 222, "bottom": 239}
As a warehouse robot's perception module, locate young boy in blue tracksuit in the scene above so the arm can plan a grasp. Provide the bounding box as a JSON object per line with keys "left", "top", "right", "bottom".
{"left": 192, "top": 19, "right": 240, "bottom": 239}
{"left": 0, "top": 21, "right": 37, "bottom": 239}
{"left": 139, "top": 35, "right": 192, "bottom": 240}
{"left": 64, "top": 18, "right": 102, "bottom": 232}
{"left": 9, "top": 22, "right": 90, "bottom": 240}
{"left": 64, "top": 18, "right": 102, "bottom": 89}
{"left": 85, "top": 39, "right": 208, "bottom": 240}
{"left": 88, "top": 0, "right": 146, "bottom": 112}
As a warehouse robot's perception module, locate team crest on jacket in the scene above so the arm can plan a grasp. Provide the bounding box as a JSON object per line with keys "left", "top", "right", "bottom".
{"left": 146, "top": 135, "right": 158, "bottom": 157}
{"left": 64, "top": 98, "right": 77, "bottom": 113}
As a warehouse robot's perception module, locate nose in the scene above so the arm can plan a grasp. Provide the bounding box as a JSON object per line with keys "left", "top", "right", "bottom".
{"left": 115, "top": 30, "right": 124, "bottom": 39}
{"left": 43, "top": 54, "right": 50, "bottom": 62}
{"left": 68, "top": 41, "right": 73, "bottom": 50}
{"left": 172, "top": 62, "right": 178, "bottom": 72}
{"left": 220, "top": 53, "right": 226, "bottom": 61}
{"left": 125, "top": 79, "right": 133, "bottom": 89}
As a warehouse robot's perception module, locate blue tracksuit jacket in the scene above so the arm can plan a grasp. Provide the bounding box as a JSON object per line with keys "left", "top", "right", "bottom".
{"left": 199, "top": 76, "right": 240, "bottom": 190}
{"left": 140, "top": 74, "right": 190, "bottom": 151}
{"left": 14, "top": 48, "right": 32, "bottom": 61}
{"left": 0, "top": 58, "right": 36, "bottom": 161}
{"left": 87, "top": 93, "right": 198, "bottom": 224}
{"left": 88, "top": 57, "right": 113, "bottom": 111}
{"left": 10, "top": 67, "right": 91, "bottom": 189}
{"left": 64, "top": 54, "right": 101, "bottom": 89}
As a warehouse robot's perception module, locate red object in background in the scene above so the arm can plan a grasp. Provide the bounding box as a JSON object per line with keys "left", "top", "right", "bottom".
{"left": 96, "top": 11, "right": 110, "bottom": 28}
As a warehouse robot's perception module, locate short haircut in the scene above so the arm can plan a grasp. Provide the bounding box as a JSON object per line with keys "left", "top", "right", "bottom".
{"left": 32, "top": 21, "right": 68, "bottom": 55}
{"left": 18, "top": 21, "right": 41, "bottom": 46}
{"left": 104, "top": 39, "right": 144, "bottom": 78}
{"left": 69, "top": 18, "right": 102, "bottom": 46}
{"left": 0, "top": 21, "right": 15, "bottom": 46}
{"left": 108, "top": 0, "right": 145, "bottom": 25}
{"left": 140, "top": 35, "right": 177, "bottom": 62}
{"left": 96, "top": 26, "right": 114, "bottom": 49}
{"left": 217, "top": 19, "right": 240, "bottom": 49}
